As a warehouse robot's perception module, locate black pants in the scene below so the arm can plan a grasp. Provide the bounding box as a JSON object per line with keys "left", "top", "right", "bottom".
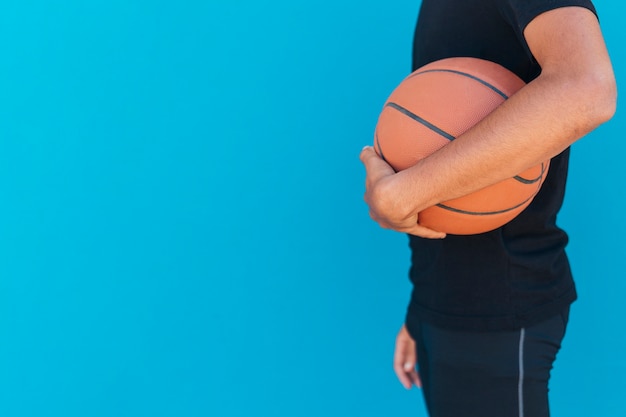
{"left": 413, "top": 308, "right": 569, "bottom": 417}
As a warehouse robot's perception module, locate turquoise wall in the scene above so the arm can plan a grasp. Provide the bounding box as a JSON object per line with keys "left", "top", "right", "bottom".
{"left": 0, "top": 1, "right": 623, "bottom": 416}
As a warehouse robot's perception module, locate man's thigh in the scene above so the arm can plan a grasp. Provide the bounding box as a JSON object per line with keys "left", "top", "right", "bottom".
{"left": 414, "top": 311, "right": 568, "bottom": 417}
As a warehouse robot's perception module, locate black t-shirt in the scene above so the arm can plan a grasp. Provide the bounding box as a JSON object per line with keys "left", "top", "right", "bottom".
{"left": 405, "top": 0, "right": 597, "bottom": 332}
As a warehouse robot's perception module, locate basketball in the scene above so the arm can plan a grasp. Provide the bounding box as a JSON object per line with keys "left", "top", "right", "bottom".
{"left": 373, "top": 57, "right": 549, "bottom": 235}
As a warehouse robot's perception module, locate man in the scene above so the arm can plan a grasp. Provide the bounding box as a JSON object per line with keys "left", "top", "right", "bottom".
{"left": 360, "top": 1, "right": 616, "bottom": 416}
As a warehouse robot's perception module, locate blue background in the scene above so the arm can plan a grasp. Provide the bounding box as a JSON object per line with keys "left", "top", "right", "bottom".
{"left": 0, "top": 1, "right": 623, "bottom": 416}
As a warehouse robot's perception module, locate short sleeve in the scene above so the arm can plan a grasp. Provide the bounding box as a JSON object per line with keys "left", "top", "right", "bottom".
{"left": 496, "top": 0, "right": 597, "bottom": 58}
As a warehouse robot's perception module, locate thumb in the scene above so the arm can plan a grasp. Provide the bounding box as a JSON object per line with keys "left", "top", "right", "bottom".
{"left": 394, "top": 329, "right": 421, "bottom": 389}
{"left": 402, "top": 344, "right": 417, "bottom": 373}
{"left": 360, "top": 145, "right": 396, "bottom": 181}
{"left": 359, "top": 145, "right": 379, "bottom": 164}
{"left": 404, "top": 358, "right": 422, "bottom": 388}
{"left": 399, "top": 328, "right": 421, "bottom": 388}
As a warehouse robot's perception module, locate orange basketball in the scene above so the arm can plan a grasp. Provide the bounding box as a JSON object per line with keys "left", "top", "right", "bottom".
{"left": 374, "top": 57, "right": 549, "bottom": 235}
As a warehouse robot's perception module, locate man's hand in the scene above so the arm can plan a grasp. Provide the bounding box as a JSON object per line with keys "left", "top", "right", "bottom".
{"left": 360, "top": 146, "right": 445, "bottom": 239}
{"left": 393, "top": 324, "right": 422, "bottom": 389}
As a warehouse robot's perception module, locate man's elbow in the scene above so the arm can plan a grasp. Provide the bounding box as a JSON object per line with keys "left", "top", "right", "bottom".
{"left": 585, "top": 71, "right": 617, "bottom": 127}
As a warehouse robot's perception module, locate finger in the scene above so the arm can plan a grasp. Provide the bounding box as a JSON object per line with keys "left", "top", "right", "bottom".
{"left": 359, "top": 145, "right": 377, "bottom": 163}
{"left": 395, "top": 325, "right": 421, "bottom": 389}
{"left": 360, "top": 147, "right": 392, "bottom": 172}
{"left": 393, "top": 359, "right": 413, "bottom": 389}
{"left": 360, "top": 146, "right": 396, "bottom": 181}
{"left": 393, "top": 345, "right": 410, "bottom": 389}
{"left": 394, "top": 342, "right": 417, "bottom": 390}
{"left": 381, "top": 217, "right": 446, "bottom": 238}
{"left": 403, "top": 359, "right": 422, "bottom": 389}
{"left": 395, "top": 359, "right": 420, "bottom": 390}
{"left": 409, "top": 369, "right": 422, "bottom": 388}
{"left": 402, "top": 349, "right": 420, "bottom": 388}
{"left": 402, "top": 223, "right": 446, "bottom": 239}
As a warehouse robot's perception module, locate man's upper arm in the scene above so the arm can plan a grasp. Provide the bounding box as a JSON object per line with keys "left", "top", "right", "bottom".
{"left": 523, "top": 6, "right": 613, "bottom": 80}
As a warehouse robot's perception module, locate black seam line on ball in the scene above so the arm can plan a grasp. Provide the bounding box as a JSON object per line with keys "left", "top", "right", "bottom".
{"left": 514, "top": 162, "right": 548, "bottom": 184}
{"left": 374, "top": 131, "right": 398, "bottom": 173}
{"left": 436, "top": 193, "right": 535, "bottom": 216}
{"left": 407, "top": 69, "right": 509, "bottom": 100}
{"left": 385, "top": 102, "right": 456, "bottom": 141}
{"left": 374, "top": 131, "right": 387, "bottom": 162}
